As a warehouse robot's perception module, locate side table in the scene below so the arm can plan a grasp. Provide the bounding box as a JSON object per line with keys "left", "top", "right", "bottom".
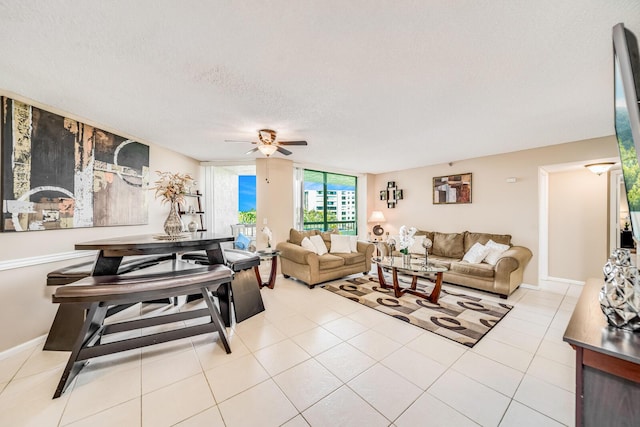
{"left": 254, "top": 249, "right": 280, "bottom": 289}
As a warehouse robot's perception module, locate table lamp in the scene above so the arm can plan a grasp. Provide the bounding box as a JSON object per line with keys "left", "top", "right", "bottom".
{"left": 368, "top": 211, "right": 386, "bottom": 237}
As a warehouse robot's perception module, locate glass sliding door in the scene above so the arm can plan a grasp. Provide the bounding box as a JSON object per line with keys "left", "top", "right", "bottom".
{"left": 302, "top": 169, "right": 357, "bottom": 235}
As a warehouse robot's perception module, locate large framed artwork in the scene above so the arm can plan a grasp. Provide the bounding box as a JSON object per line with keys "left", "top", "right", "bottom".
{"left": 1, "top": 97, "right": 149, "bottom": 232}
{"left": 433, "top": 173, "right": 472, "bottom": 204}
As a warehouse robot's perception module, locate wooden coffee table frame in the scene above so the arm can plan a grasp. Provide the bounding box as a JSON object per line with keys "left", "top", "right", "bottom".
{"left": 375, "top": 259, "right": 445, "bottom": 304}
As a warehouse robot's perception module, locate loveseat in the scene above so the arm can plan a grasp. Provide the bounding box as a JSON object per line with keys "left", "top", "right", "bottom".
{"left": 384, "top": 230, "right": 532, "bottom": 298}
{"left": 276, "top": 229, "right": 375, "bottom": 288}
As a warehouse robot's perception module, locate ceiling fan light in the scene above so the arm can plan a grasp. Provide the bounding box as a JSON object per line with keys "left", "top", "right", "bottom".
{"left": 258, "top": 144, "right": 278, "bottom": 157}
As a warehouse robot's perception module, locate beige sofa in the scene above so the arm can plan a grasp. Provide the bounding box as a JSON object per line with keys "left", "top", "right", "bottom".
{"left": 276, "top": 229, "right": 375, "bottom": 288}
{"left": 385, "top": 230, "right": 532, "bottom": 298}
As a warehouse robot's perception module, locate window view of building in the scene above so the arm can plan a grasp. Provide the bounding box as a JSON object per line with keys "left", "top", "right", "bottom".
{"left": 303, "top": 169, "right": 357, "bottom": 234}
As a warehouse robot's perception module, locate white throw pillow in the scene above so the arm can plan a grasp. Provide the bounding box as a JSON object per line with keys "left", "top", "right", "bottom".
{"left": 483, "top": 240, "right": 510, "bottom": 265}
{"left": 309, "top": 235, "right": 328, "bottom": 255}
{"left": 349, "top": 235, "right": 358, "bottom": 252}
{"left": 463, "top": 242, "right": 491, "bottom": 264}
{"left": 330, "top": 234, "right": 352, "bottom": 254}
{"left": 409, "top": 235, "right": 427, "bottom": 254}
{"left": 301, "top": 236, "right": 317, "bottom": 254}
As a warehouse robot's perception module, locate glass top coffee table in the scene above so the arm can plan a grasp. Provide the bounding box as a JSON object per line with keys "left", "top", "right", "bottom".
{"left": 372, "top": 256, "right": 448, "bottom": 304}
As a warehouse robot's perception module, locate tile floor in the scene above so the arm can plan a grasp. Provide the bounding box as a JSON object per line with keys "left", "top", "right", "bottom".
{"left": 0, "top": 274, "right": 579, "bottom": 426}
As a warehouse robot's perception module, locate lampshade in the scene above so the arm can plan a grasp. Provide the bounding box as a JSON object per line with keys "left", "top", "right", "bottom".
{"left": 258, "top": 144, "right": 278, "bottom": 157}
{"left": 585, "top": 162, "right": 615, "bottom": 175}
{"left": 368, "top": 211, "right": 386, "bottom": 223}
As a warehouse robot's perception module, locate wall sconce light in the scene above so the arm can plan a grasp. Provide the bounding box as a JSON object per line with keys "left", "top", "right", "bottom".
{"left": 368, "top": 211, "right": 386, "bottom": 236}
{"left": 585, "top": 162, "right": 615, "bottom": 175}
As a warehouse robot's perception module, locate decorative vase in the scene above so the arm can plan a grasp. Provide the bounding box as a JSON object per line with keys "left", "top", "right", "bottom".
{"left": 402, "top": 253, "right": 411, "bottom": 266}
{"left": 187, "top": 220, "right": 198, "bottom": 232}
{"left": 599, "top": 248, "right": 640, "bottom": 331}
{"left": 163, "top": 202, "right": 184, "bottom": 236}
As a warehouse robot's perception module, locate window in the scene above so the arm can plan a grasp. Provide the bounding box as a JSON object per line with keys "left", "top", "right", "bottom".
{"left": 302, "top": 169, "right": 357, "bottom": 235}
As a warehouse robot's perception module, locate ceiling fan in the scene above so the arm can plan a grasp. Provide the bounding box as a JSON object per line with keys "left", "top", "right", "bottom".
{"left": 225, "top": 129, "right": 308, "bottom": 157}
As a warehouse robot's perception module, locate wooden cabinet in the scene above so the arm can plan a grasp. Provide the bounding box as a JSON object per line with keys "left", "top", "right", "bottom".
{"left": 178, "top": 191, "right": 206, "bottom": 232}
{"left": 563, "top": 278, "right": 640, "bottom": 426}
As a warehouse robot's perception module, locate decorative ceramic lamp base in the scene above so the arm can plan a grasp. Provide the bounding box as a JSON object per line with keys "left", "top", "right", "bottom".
{"left": 599, "top": 248, "right": 640, "bottom": 331}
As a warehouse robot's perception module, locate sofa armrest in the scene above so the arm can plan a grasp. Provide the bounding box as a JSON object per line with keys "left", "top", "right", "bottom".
{"left": 356, "top": 241, "right": 376, "bottom": 256}
{"left": 276, "top": 241, "right": 318, "bottom": 266}
{"left": 493, "top": 245, "right": 533, "bottom": 294}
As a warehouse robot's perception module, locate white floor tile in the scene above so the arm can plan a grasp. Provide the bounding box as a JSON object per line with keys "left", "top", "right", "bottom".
{"left": 291, "top": 327, "right": 342, "bottom": 356}
{"left": 0, "top": 344, "right": 38, "bottom": 383}
{"left": 63, "top": 397, "right": 141, "bottom": 427}
{"left": 348, "top": 363, "right": 422, "bottom": 421}
{"left": 192, "top": 332, "right": 250, "bottom": 371}
{"left": 347, "top": 329, "right": 402, "bottom": 361}
{"left": 205, "top": 353, "right": 269, "bottom": 402}
{"left": 536, "top": 339, "right": 576, "bottom": 368}
{"left": 373, "top": 315, "right": 424, "bottom": 344}
{"left": 395, "top": 392, "right": 478, "bottom": 427}
{"left": 381, "top": 346, "right": 447, "bottom": 390}
{"left": 526, "top": 355, "right": 575, "bottom": 392}
{"left": 253, "top": 339, "right": 310, "bottom": 375}
{"left": 302, "top": 385, "right": 389, "bottom": 427}
{"left": 281, "top": 414, "right": 310, "bottom": 426}
{"left": 141, "top": 374, "right": 215, "bottom": 427}
{"left": 218, "top": 379, "right": 298, "bottom": 427}
{"left": 452, "top": 352, "right": 524, "bottom": 397}
{"left": 270, "top": 314, "right": 318, "bottom": 337}
{"left": 173, "top": 406, "right": 225, "bottom": 427}
{"left": 273, "top": 358, "right": 342, "bottom": 411}
{"left": 429, "top": 370, "right": 511, "bottom": 426}
{"left": 141, "top": 349, "right": 202, "bottom": 394}
{"left": 499, "top": 400, "right": 564, "bottom": 427}
{"left": 489, "top": 324, "right": 542, "bottom": 354}
{"left": 471, "top": 337, "right": 534, "bottom": 372}
{"left": 315, "top": 342, "right": 375, "bottom": 382}
{"left": 14, "top": 348, "right": 70, "bottom": 380}
{"left": 406, "top": 332, "right": 467, "bottom": 367}
{"left": 513, "top": 374, "right": 574, "bottom": 426}
{"left": 322, "top": 317, "right": 369, "bottom": 340}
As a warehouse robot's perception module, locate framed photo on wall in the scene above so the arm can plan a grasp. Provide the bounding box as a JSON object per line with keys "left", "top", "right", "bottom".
{"left": 433, "top": 173, "right": 472, "bottom": 204}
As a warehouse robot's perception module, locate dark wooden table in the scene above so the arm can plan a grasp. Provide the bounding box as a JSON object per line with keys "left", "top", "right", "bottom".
{"left": 563, "top": 278, "right": 640, "bottom": 426}
{"left": 254, "top": 250, "right": 280, "bottom": 289}
{"left": 46, "top": 232, "right": 234, "bottom": 351}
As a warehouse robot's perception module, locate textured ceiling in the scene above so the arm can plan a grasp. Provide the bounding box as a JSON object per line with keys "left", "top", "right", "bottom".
{"left": 1, "top": 1, "right": 639, "bottom": 174}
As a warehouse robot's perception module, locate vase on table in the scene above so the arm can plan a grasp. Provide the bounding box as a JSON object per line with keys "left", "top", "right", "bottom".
{"left": 163, "top": 202, "right": 184, "bottom": 237}
{"left": 402, "top": 252, "right": 411, "bottom": 266}
{"left": 599, "top": 248, "right": 640, "bottom": 331}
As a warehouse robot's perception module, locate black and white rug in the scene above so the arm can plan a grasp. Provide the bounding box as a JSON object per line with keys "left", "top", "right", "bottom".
{"left": 323, "top": 276, "right": 512, "bottom": 347}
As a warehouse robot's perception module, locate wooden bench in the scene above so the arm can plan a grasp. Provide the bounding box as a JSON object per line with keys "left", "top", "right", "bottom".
{"left": 51, "top": 263, "right": 233, "bottom": 398}
{"left": 44, "top": 255, "right": 176, "bottom": 351}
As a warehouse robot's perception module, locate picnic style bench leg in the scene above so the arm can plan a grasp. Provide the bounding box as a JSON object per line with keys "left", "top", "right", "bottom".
{"left": 54, "top": 303, "right": 108, "bottom": 398}
{"left": 201, "top": 287, "right": 231, "bottom": 353}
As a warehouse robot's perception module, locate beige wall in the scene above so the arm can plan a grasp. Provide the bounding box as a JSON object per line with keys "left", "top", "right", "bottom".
{"left": 255, "top": 158, "right": 293, "bottom": 250}
{"left": 368, "top": 136, "right": 619, "bottom": 286}
{"left": 548, "top": 168, "right": 609, "bottom": 281}
{"left": 0, "top": 106, "right": 201, "bottom": 351}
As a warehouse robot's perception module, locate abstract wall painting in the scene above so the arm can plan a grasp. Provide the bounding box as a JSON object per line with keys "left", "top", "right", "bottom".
{"left": 1, "top": 97, "right": 149, "bottom": 232}
{"left": 433, "top": 173, "right": 472, "bottom": 204}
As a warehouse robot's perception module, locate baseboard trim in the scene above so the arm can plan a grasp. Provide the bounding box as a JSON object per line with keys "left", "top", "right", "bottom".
{"left": 0, "top": 251, "right": 95, "bottom": 272}
{"left": 0, "top": 335, "right": 46, "bottom": 361}
{"left": 542, "top": 276, "right": 585, "bottom": 286}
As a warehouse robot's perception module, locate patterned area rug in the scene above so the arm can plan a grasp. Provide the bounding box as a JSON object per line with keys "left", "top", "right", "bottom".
{"left": 323, "top": 275, "right": 512, "bottom": 347}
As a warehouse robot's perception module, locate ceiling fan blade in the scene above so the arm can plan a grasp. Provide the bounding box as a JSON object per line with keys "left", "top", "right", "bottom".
{"left": 278, "top": 140, "right": 308, "bottom": 146}
{"left": 276, "top": 146, "right": 292, "bottom": 156}
{"left": 245, "top": 147, "right": 260, "bottom": 155}
{"left": 225, "top": 139, "right": 257, "bottom": 144}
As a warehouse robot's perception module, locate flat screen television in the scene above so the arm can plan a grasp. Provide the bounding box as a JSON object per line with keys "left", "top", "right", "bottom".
{"left": 613, "top": 23, "right": 640, "bottom": 243}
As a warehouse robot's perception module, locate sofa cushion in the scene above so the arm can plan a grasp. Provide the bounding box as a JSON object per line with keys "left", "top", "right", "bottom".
{"left": 335, "top": 252, "right": 365, "bottom": 266}
{"left": 310, "top": 235, "right": 328, "bottom": 255}
{"left": 427, "top": 255, "right": 456, "bottom": 269}
{"left": 330, "top": 234, "right": 352, "bottom": 254}
{"left": 462, "top": 242, "right": 491, "bottom": 264}
{"left": 483, "top": 240, "right": 511, "bottom": 265}
{"left": 289, "top": 229, "right": 319, "bottom": 245}
{"left": 432, "top": 232, "right": 464, "bottom": 258}
{"left": 450, "top": 261, "right": 495, "bottom": 278}
{"left": 301, "top": 237, "right": 318, "bottom": 253}
{"left": 318, "top": 254, "right": 346, "bottom": 270}
{"left": 464, "top": 232, "right": 511, "bottom": 252}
